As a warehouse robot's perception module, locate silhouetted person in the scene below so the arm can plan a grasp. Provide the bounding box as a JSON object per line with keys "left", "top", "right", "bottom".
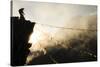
{"left": 19, "top": 8, "right": 25, "bottom": 20}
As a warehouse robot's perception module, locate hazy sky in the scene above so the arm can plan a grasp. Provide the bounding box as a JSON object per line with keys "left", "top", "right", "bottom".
{"left": 12, "top": 0, "right": 97, "bottom": 27}
{"left": 12, "top": 0, "right": 97, "bottom": 49}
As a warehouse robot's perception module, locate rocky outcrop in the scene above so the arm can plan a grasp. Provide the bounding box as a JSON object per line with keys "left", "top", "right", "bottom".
{"left": 11, "top": 17, "right": 35, "bottom": 66}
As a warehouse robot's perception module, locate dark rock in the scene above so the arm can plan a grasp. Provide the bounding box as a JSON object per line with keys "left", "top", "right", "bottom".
{"left": 11, "top": 17, "right": 35, "bottom": 66}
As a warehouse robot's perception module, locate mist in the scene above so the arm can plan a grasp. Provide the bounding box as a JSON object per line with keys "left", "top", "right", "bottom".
{"left": 26, "top": 13, "right": 97, "bottom": 64}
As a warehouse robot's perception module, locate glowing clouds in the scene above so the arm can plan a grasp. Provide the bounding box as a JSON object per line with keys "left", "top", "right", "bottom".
{"left": 28, "top": 24, "right": 59, "bottom": 52}
{"left": 28, "top": 24, "right": 43, "bottom": 45}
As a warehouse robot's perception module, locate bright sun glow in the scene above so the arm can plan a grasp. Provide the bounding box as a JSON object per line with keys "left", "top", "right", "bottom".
{"left": 28, "top": 24, "right": 60, "bottom": 52}
{"left": 28, "top": 24, "right": 43, "bottom": 45}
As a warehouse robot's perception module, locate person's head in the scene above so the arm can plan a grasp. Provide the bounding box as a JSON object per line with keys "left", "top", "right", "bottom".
{"left": 19, "top": 8, "right": 24, "bottom": 14}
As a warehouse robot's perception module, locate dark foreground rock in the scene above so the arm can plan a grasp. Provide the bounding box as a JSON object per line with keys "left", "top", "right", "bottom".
{"left": 11, "top": 17, "right": 35, "bottom": 66}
